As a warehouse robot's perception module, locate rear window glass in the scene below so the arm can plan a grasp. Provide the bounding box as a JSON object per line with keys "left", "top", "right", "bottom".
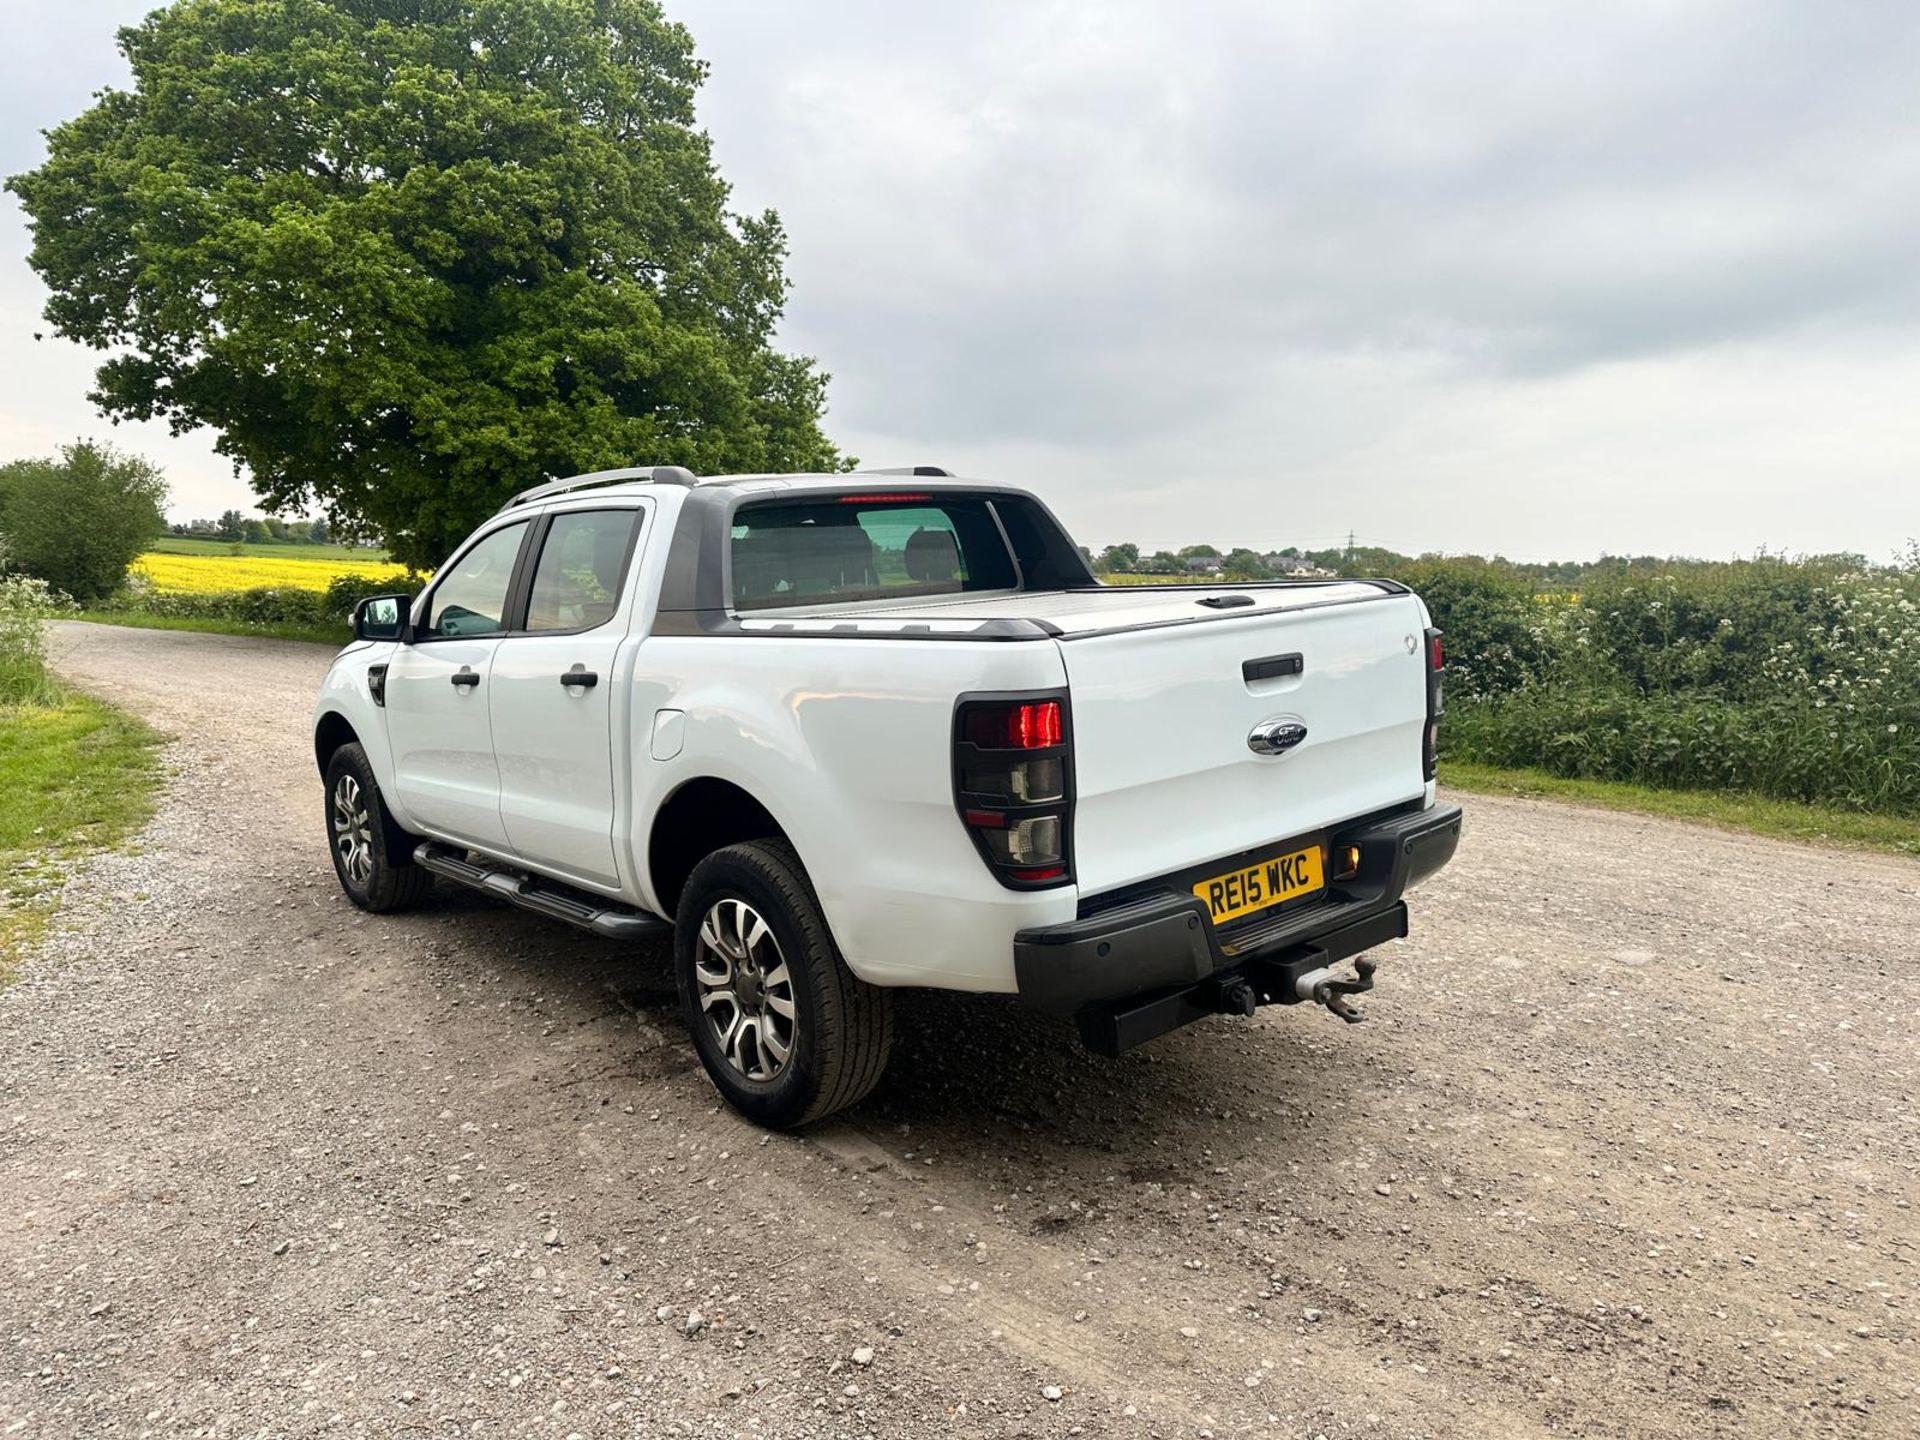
{"left": 730, "top": 498, "right": 1018, "bottom": 608}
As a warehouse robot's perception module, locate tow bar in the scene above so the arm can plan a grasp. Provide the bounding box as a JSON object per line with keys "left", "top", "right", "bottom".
{"left": 1208, "top": 956, "right": 1378, "bottom": 1024}
{"left": 1071, "top": 904, "right": 1407, "bottom": 1055}
{"left": 1294, "top": 956, "right": 1377, "bottom": 1024}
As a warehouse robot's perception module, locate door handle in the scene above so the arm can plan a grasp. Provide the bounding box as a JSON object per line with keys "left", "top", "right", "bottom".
{"left": 559, "top": 667, "right": 599, "bottom": 689}
{"left": 450, "top": 667, "right": 481, "bottom": 688}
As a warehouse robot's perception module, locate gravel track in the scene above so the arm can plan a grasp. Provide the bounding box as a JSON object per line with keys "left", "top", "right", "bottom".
{"left": 3, "top": 620, "right": 1916, "bottom": 1439}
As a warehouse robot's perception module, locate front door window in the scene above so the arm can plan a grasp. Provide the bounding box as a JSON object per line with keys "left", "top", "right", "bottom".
{"left": 422, "top": 522, "right": 527, "bottom": 638}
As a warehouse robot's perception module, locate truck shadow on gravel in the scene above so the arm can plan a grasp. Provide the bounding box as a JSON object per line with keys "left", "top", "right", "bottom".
{"left": 875, "top": 988, "right": 1371, "bottom": 1163}
{"left": 430, "top": 886, "right": 1370, "bottom": 1170}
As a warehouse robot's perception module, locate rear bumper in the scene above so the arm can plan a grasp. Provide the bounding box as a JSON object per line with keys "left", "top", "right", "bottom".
{"left": 1013, "top": 802, "right": 1463, "bottom": 1037}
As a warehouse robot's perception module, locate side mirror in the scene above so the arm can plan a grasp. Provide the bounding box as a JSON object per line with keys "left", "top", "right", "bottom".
{"left": 353, "top": 594, "right": 411, "bottom": 643}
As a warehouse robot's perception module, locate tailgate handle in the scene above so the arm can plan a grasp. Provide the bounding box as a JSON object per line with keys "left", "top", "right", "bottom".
{"left": 1242, "top": 653, "right": 1304, "bottom": 683}
{"left": 1197, "top": 593, "right": 1256, "bottom": 609}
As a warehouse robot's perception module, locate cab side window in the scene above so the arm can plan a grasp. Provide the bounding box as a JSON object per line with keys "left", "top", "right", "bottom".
{"left": 524, "top": 510, "right": 642, "bottom": 633}
{"left": 422, "top": 522, "right": 528, "bottom": 639}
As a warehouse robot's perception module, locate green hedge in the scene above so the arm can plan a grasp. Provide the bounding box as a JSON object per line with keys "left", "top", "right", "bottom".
{"left": 102, "top": 572, "right": 416, "bottom": 638}
{"left": 1446, "top": 692, "right": 1918, "bottom": 814}
{"left": 1406, "top": 555, "right": 1920, "bottom": 816}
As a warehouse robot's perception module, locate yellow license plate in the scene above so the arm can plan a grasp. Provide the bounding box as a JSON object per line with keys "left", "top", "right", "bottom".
{"left": 1193, "top": 844, "right": 1325, "bottom": 925}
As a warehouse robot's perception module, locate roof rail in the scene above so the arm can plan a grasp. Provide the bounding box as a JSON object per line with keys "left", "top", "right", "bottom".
{"left": 855, "top": 465, "right": 953, "bottom": 478}
{"left": 500, "top": 465, "right": 697, "bottom": 511}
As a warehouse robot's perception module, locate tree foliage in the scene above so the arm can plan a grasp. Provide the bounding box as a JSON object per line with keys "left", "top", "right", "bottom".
{"left": 8, "top": 0, "right": 842, "bottom": 568}
{"left": 1222, "top": 547, "right": 1271, "bottom": 579}
{"left": 0, "top": 442, "right": 169, "bottom": 602}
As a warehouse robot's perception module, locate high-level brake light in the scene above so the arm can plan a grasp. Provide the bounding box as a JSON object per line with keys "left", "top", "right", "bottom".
{"left": 837, "top": 492, "right": 932, "bottom": 504}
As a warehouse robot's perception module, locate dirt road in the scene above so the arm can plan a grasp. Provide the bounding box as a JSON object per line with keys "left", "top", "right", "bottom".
{"left": 3, "top": 622, "right": 1916, "bottom": 1439}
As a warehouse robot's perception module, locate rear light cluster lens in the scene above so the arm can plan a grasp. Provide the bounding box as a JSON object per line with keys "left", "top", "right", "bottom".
{"left": 1424, "top": 626, "right": 1445, "bottom": 781}
{"left": 971, "top": 813, "right": 1063, "bottom": 867}
{"left": 961, "top": 755, "right": 1065, "bottom": 804}
{"left": 962, "top": 700, "right": 1063, "bottom": 750}
{"left": 954, "top": 695, "right": 1073, "bottom": 888}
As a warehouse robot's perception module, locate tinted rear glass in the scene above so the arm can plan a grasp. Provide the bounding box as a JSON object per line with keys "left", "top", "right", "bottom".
{"left": 730, "top": 498, "right": 1018, "bottom": 608}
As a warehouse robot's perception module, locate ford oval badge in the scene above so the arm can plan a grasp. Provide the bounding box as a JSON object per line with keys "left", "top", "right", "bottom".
{"left": 1248, "top": 716, "right": 1309, "bottom": 756}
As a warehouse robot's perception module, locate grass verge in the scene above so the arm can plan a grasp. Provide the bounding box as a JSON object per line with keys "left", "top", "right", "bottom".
{"left": 76, "top": 609, "right": 345, "bottom": 647}
{"left": 0, "top": 693, "right": 166, "bottom": 980}
{"left": 1442, "top": 759, "right": 1920, "bottom": 856}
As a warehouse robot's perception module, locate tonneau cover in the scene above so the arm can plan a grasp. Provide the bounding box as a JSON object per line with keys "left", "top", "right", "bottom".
{"left": 752, "top": 581, "right": 1397, "bottom": 639}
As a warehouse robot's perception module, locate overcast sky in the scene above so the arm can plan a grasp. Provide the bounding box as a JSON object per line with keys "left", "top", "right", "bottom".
{"left": 3, "top": 1, "right": 1917, "bottom": 560}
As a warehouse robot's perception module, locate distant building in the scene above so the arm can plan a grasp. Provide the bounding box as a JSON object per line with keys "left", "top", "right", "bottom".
{"left": 1184, "top": 555, "right": 1225, "bottom": 575}
{"left": 1262, "top": 552, "right": 1336, "bottom": 578}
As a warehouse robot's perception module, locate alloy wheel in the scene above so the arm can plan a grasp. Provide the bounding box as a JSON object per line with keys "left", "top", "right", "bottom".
{"left": 332, "top": 773, "right": 374, "bottom": 887}
{"left": 693, "top": 897, "right": 797, "bottom": 1081}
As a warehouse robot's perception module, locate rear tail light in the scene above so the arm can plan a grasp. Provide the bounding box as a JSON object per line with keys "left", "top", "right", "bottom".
{"left": 961, "top": 755, "right": 1065, "bottom": 803}
{"left": 1423, "top": 625, "right": 1444, "bottom": 781}
{"left": 976, "top": 813, "right": 1063, "bottom": 866}
{"left": 962, "top": 700, "right": 1063, "bottom": 750}
{"left": 954, "top": 693, "right": 1074, "bottom": 889}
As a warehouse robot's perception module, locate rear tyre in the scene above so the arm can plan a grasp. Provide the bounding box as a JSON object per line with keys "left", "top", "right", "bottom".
{"left": 674, "top": 840, "right": 893, "bottom": 1128}
{"left": 323, "top": 742, "right": 432, "bottom": 913}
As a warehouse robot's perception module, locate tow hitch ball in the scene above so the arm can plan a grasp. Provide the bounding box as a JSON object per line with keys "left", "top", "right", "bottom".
{"left": 1298, "top": 957, "right": 1377, "bottom": 1024}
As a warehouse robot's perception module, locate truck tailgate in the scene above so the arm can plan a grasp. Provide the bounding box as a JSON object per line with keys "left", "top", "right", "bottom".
{"left": 1058, "top": 592, "right": 1431, "bottom": 896}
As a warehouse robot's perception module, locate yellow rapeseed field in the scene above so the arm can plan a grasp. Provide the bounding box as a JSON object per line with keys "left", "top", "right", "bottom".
{"left": 133, "top": 551, "right": 411, "bottom": 595}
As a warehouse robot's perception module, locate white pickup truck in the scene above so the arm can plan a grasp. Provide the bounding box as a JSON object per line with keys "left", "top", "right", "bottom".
{"left": 312, "top": 466, "right": 1461, "bottom": 1126}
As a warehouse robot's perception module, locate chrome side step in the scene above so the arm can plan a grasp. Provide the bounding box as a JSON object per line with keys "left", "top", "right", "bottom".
{"left": 413, "top": 842, "right": 671, "bottom": 942}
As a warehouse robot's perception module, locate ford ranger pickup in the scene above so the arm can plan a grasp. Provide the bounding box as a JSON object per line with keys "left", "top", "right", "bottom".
{"left": 312, "top": 466, "right": 1462, "bottom": 1126}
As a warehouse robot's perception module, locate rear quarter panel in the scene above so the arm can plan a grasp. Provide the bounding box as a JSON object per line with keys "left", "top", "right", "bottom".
{"left": 633, "top": 635, "right": 1078, "bottom": 990}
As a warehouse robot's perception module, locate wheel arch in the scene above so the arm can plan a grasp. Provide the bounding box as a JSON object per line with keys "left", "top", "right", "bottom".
{"left": 646, "top": 776, "right": 794, "bottom": 919}
{"left": 314, "top": 709, "right": 359, "bottom": 776}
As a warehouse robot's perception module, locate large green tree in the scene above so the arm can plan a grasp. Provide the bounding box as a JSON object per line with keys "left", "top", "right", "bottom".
{"left": 0, "top": 442, "right": 169, "bottom": 602}
{"left": 8, "top": 0, "right": 841, "bottom": 568}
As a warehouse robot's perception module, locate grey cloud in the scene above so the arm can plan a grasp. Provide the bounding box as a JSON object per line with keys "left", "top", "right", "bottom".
{"left": 696, "top": 0, "right": 1920, "bottom": 423}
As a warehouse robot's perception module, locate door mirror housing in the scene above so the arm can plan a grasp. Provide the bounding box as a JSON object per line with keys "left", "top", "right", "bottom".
{"left": 353, "top": 594, "right": 412, "bottom": 643}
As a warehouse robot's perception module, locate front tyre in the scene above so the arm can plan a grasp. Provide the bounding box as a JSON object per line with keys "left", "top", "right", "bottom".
{"left": 323, "top": 742, "right": 432, "bottom": 913}
{"left": 674, "top": 840, "right": 893, "bottom": 1128}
